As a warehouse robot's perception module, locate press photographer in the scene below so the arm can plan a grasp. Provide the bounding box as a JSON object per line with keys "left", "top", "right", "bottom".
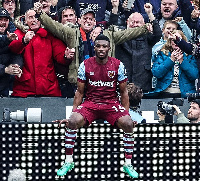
{"left": 157, "top": 98, "right": 200, "bottom": 123}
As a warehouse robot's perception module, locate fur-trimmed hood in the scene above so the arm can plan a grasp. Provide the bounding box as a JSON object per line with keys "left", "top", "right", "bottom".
{"left": 14, "top": 15, "right": 45, "bottom": 33}
{"left": 14, "top": 15, "right": 29, "bottom": 33}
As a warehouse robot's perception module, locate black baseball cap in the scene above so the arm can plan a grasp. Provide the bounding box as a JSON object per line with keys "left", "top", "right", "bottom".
{"left": 191, "top": 99, "right": 200, "bottom": 107}
{"left": 80, "top": 8, "right": 95, "bottom": 18}
{"left": 0, "top": 8, "right": 10, "bottom": 19}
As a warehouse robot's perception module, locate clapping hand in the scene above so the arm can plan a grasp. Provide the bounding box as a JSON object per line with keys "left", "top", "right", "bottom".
{"left": 171, "top": 48, "right": 183, "bottom": 63}
{"left": 5, "top": 64, "right": 22, "bottom": 77}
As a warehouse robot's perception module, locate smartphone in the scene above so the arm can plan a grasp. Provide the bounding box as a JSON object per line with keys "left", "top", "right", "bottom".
{"left": 127, "top": 0, "right": 136, "bottom": 10}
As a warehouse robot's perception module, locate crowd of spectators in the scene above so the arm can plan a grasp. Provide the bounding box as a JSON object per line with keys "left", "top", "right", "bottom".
{"left": 0, "top": 0, "right": 200, "bottom": 99}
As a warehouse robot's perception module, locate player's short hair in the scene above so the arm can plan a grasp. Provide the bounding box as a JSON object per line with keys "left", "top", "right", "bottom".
{"left": 95, "top": 34, "right": 110, "bottom": 43}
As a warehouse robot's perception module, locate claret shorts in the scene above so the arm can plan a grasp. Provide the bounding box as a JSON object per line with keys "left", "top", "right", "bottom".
{"left": 73, "top": 100, "right": 130, "bottom": 126}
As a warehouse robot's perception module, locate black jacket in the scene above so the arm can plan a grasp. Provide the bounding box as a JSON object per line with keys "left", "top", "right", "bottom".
{"left": 115, "top": 20, "right": 162, "bottom": 92}
{"left": 0, "top": 34, "right": 23, "bottom": 96}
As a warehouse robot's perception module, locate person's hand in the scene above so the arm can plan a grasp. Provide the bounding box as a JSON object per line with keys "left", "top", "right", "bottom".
{"left": 144, "top": 3, "right": 153, "bottom": 15}
{"left": 111, "top": 0, "right": 119, "bottom": 14}
{"left": 53, "top": 119, "right": 69, "bottom": 128}
{"left": 144, "top": 3, "right": 155, "bottom": 22}
{"left": 146, "top": 23, "right": 153, "bottom": 33}
{"left": 51, "top": 0, "right": 58, "bottom": 7}
{"left": 90, "top": 27, "right": 101, "bottom": 42}
{"left": 7, "top": 32, "right": 18, "bottom": 41}
{"left": 122, "top": 0, "right": 134, "bottom": 11}
{"left": 176, "top": 50, "right": 183, "bottom": 64}
{"left": 5, "top": 64, "right": 22, "bottom": 77}
{"left": 168, "top": 31, "right": 177, "bottom": 41}
{"left": 34, "top": 2, "right": 43, "bottom": 14}
{"left": 174, "top": 17, "right": 183, "bottom": 22}
{"left": 12, "top": 64, "right": 23, "bottom": 78}
{"left": 133, "top": 120, "right": 137, "bottom": 127}
{"left": 64, "top": 47, "right": 75, "bottom": 60}
{"left": 171, "top": 48, "right": 183, "bottom": 63}
{"left": 191, "top": 5, "right": 200, "bottom": 19}
{"left": 172, "top": 105, "right": 182, "bottom": 115}
{"left": 157, "top": 110, "right": 166, "bottom": 121}
{"left": 24, "top": 31, "right": 35, "bottom": 43}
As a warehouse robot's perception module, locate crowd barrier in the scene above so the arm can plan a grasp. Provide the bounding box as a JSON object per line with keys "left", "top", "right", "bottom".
{"left": 0, "top": 97, "right": 190, "bottom": 122}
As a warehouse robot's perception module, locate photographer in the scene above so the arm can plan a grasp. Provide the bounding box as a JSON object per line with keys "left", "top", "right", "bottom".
{"left": 157, "top": 99, "right": 200, "bottom": 123}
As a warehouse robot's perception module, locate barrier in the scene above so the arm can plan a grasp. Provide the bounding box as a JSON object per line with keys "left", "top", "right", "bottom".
{"left": 0, "top": 97, "right": 190, "bottom": 122}
{"left": 1, "top": 123, "right": 200, "bottom": 181}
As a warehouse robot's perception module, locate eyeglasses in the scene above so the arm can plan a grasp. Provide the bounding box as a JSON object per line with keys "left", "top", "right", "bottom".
{"left": 4, "top": 0, "right": 15, "bottom": 5}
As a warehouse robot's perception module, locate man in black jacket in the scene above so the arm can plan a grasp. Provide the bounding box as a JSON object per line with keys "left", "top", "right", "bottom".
{"left": 0, "top": 8, "right": 23, "bottom": 97}
{"left": 113, "top": 3, "right": 162, "bottom": 93}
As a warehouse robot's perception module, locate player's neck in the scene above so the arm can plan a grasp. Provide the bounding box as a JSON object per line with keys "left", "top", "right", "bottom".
{"left": 95, "top": 57, "right": 108, "bottom": 64}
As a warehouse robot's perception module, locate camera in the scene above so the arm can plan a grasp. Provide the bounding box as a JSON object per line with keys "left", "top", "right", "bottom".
{"left": 157, "top": 98, "right": 184, "bottom": 116}
{"left": 157, "top": 101, "right": 175, "bottom": 115}
{"left": 2, "top": 108, "right": 42, "bottom": 122}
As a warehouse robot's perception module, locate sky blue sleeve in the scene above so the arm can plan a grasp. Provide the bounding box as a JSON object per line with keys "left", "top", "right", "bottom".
{"left": 118, "top": 62, "right": 127, "bottom": 82}
{"left": 77, "top": 62, "right": 86, "bottom": 81}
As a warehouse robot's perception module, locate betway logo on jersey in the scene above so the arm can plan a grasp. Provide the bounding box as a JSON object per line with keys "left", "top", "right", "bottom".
{"left": 89, "top": 79, "right": 114, "bottom": 87}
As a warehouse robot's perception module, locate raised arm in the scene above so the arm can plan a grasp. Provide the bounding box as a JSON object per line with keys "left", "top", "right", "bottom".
{"left": 34, "top": 2, "right": 75, "bottom": 48}
{"left": 110, "top": 24, "right": 148, "bottom": 45}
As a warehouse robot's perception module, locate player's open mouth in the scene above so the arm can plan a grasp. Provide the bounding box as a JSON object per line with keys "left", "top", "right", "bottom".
{"left": 99, "top": 52, "right": 104, "bottom": 56}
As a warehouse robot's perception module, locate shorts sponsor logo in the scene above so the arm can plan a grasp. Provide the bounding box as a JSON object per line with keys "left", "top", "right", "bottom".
{"left": 89, "top": 79, "right": 114, "bottom": 87}
{"left": 90, "top": 72, "right": 94, "bottom": 75}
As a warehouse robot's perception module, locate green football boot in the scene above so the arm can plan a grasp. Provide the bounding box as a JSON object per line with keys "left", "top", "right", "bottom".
{"left": 57, "top": 162, "right": 75, "bottom": 176}
{"left": 123, "top": 164, "right": 139, "bottom": 178}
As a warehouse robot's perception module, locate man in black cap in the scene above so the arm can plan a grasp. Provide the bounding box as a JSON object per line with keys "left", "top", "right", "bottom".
{"left": 0, "top": 7, "right": 23, "bottom": 97}
{"left": 1, "top": 0, "right": 17, "bottom": 20}
{"left": 0, "top": 7, "right": 11, "bottom": 34}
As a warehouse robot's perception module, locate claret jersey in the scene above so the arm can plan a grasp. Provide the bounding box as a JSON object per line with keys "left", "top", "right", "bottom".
{"left": 77, "top": 56, "right": 128, "bottom": 103}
